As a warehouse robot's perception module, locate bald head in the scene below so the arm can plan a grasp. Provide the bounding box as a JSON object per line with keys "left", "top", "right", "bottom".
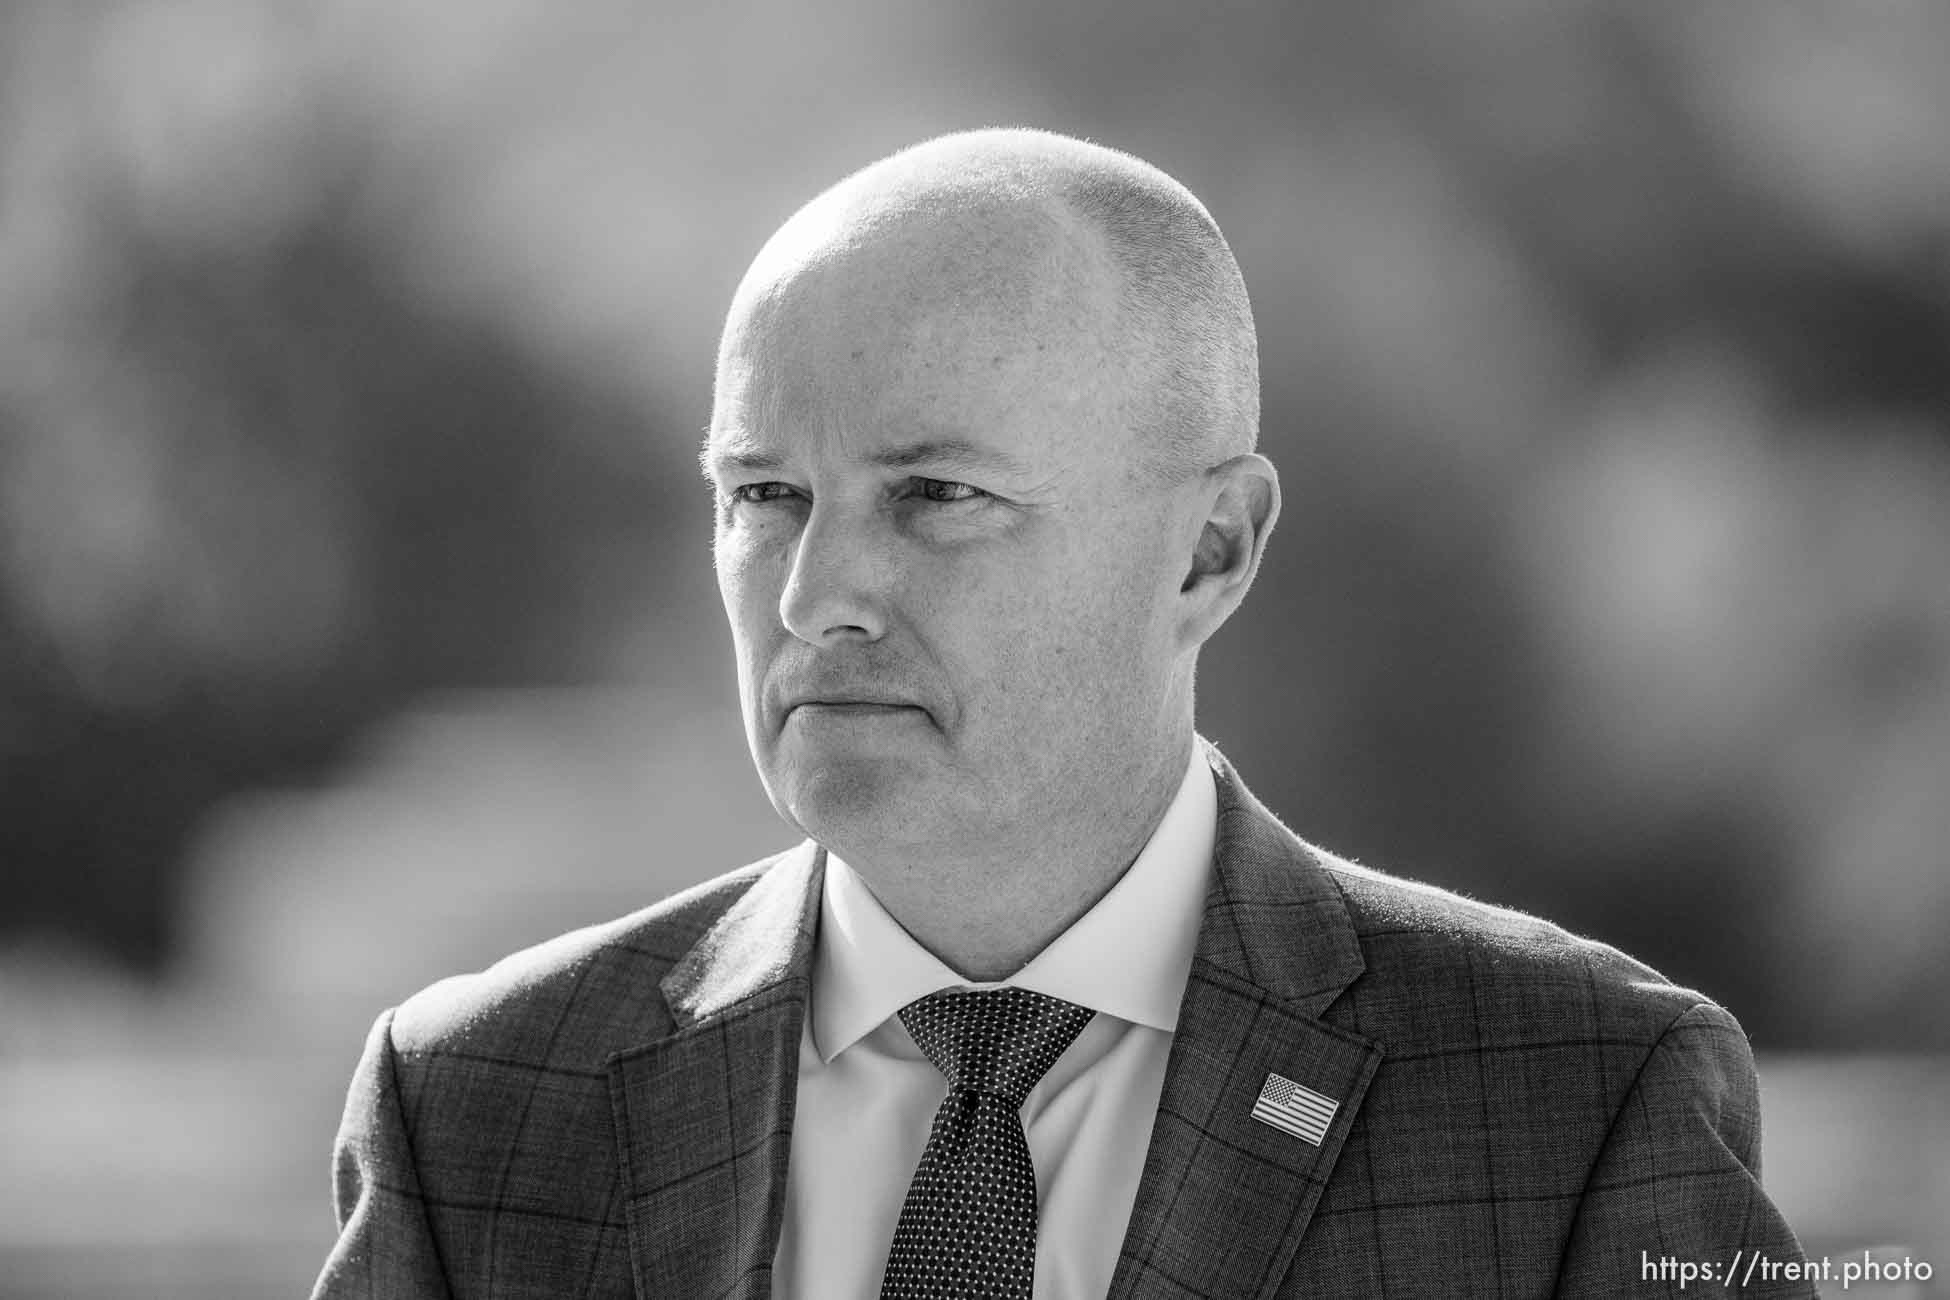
{"left": 716, "top": 128, "right": 1258, "bottom": 483}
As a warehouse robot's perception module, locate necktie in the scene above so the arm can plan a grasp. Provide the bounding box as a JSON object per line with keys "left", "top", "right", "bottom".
{"left": 879, "top": 987, "right": 1095, "bottom": 1300}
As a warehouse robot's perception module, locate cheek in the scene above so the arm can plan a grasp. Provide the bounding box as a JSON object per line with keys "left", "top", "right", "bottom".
{"left": 951, "top": 537, "right": 1167, "bottom": 708}
{"left": 713, "top": 534, "right": 782, "bottom": 688}
{"left": 714, "top": 527, "right": 777, "bottom": 617}
{"left": 1035, "top": 522, "right": 1175, "bottom": 632}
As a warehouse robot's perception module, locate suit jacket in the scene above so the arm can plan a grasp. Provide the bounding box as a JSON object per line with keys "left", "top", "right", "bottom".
{"left": 313, "top": 742, "right": 1814, "bottom": 1298}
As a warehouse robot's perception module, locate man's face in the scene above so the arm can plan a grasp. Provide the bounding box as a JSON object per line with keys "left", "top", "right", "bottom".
{"left": 705, "top": 211, "right": 1199, "bottom": 864}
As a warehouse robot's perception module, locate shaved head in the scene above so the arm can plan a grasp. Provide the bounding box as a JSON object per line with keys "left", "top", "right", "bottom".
{"left": 717, "top": 128, "right": 1258, "bottom": 483}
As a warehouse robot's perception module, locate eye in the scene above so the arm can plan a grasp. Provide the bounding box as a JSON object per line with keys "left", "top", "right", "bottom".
{"left": 728, "top": 482, "right": 800, "bottom": 504}
{"left": 915, "top": 478, "right": 984, "bottom": 503}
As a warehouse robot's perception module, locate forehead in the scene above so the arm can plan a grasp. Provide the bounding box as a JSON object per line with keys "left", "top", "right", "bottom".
{"left": 709, "top": 197, "right": 1135, "bottom": 476}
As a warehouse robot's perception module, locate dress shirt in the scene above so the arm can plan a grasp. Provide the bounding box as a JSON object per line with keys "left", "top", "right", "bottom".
{"left": 772, "top": 744, "right": 1217, "bottom": 1300}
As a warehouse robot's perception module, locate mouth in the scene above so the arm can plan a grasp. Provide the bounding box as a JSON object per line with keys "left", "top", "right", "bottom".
{"left": 783, "top": 698, "right": 928, "bottom": 725}
{"left": 789, "top": 700, "right": 921, "bottom": 714}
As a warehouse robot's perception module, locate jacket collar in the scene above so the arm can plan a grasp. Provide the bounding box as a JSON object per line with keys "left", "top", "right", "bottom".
{"left": 1104, "top": 739, "right": 1382, "bottom": 1299}
{"left": 607, "top": 842, "right": 822, "bottom": 1300}
{"left": 658, "top": 839, "right": 823, "bottom": 1028}
{"left": 609, "top": 739, "right": 1382, "bottom": 1300}
{"left": 1194, "top": 738, "right": 1368, "bottom": 1014}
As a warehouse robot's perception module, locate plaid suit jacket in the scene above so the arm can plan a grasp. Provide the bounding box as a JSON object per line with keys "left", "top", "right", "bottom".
{"left": 313, "top": 742, "right": 1814, "bottom": 1298}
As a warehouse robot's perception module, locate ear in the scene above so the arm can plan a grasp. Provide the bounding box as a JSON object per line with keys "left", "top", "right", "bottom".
{"left": 1177, "top": 453, "right": 1281, "bottom": 653}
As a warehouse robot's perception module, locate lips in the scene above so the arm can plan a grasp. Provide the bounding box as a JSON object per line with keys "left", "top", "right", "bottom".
{"left": 775, "top": 670, "right": 931, "bottom": 724}
{"left": 779, "top": 689, "right": 928, "bottom": 722}
{"left": 786, "top": 698, "right": 922, "bottom": 716}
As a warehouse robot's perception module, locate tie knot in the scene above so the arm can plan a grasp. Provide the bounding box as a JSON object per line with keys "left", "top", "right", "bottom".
{"left": 898, "top": 988, "right": 1093, "bottom": 1103}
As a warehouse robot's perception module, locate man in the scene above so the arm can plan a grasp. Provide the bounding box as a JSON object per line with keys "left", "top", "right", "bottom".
{"left": 314, "top": 129, "right": 1814, "bottom": 1298}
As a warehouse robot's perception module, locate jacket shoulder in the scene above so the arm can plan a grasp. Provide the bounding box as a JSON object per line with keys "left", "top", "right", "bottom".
{"left": 1318, "top": 850, "right": 1721, "bottom": 1044}
{"left": 386, "top": 845, "right": 800, "bottom": 1072}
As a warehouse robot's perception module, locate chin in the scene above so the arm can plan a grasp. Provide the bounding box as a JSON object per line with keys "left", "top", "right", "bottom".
{"left": 769, "top": 748, "right": 926, "bottom": 847}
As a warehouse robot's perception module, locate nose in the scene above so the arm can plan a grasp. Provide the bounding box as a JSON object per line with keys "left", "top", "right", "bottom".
{"left": 779, "top": 503, "right": 889, "bottom": 645}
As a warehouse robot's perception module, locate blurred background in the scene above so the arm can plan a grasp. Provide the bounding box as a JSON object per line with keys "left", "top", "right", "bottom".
{"left": 2, "top": 0, "right": 1946, "bottom": 1293}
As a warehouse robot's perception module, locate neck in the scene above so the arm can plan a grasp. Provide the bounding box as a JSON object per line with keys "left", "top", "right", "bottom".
{"left": 844, "top": 736, "right": 1196, "bottom": 981}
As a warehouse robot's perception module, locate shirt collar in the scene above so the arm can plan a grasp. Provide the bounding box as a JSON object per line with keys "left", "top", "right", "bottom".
{"left": 810, "top": 743, "right": 1217, "bottom": 1062}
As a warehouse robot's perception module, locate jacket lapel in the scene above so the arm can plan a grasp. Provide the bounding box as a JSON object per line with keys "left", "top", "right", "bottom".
{"left": 1108, "top": 743, "right": 1383, "bottom": 1300}
{"left": 608, "top": 843, "right": 823, "bottom": 1300}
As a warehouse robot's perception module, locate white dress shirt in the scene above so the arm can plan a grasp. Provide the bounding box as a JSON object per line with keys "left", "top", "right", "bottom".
{"left": 772, "top": 745, "right": 1217, "bottom": 1300}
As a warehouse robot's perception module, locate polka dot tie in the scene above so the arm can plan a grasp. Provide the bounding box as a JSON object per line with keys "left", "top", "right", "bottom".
{"left": 878, "top": 988, "right": 1095, "bottom": 1300}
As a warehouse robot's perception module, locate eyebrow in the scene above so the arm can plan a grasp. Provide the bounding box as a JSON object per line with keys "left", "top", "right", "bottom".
{"left": 700, "top": 436, "right": 1038, "bottom": 482}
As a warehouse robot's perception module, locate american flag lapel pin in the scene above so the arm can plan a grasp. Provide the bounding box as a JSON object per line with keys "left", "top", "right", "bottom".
{"left": 1250, "top": 1072, "right": 1339, "bottom": 1146}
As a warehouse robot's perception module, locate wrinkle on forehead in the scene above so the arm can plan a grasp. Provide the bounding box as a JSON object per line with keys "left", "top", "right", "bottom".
{"left": 736, "top": 178, "right": 1118, "bottom": 347}
{"left": 715, "top": 191, "right": 1141, "bottom": 456}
